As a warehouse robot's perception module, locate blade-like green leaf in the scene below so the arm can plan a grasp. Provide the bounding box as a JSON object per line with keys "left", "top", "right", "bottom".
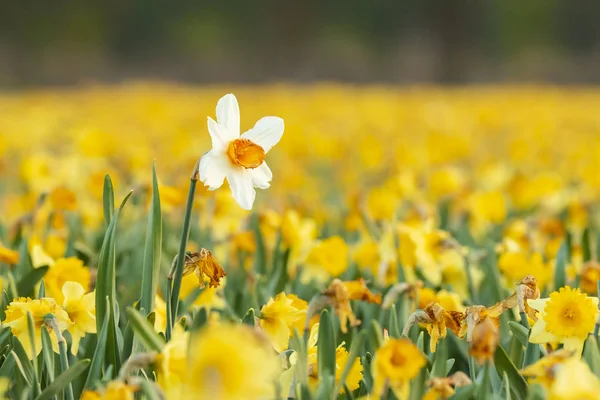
{"left": 11, "top": 336, "right": 34, "bottom": 386}
{"left": 84, "top": 297, "right": 110, "bottom": 389}
{"left": 508, "top": 321, "right": 529, "bottom": 348}
{"left": 388, "top": 305, "right": 401, "bottom": 338}
{"left": 125, "top": 308, "right": 165, "bottom": 352}
{"left": 554, "top": 241, "right": 568, "bottom": 290}
{"left": 16, "top": 266, "right": 49, "bottom": 298}
{"left": 37, "top": 280, "right": 45, "bottom": 298}
{"left": 252, "top": 214, "right": 267, "bottom": 275}
{"left": 494, "top": 344, "right": 527, "bottom": 400}
{"left": 103, "top": 174, "right": 115, "bottom": 228}
{"left": 139, "top": 162, "right": 163, "bottom": 314}
{"left": 241, "top": 308, "right": 255, "bottom": 327}
{"left": 582, "top": 335, "right": 600, "bottom": 375}
{"left": 40, "top": 327, "right": 54, "bottom": 381}
{"left": 35, "top": 359, "right": 90, "bottom": 400}
{"left": 430, "top": 338, "right": 448, "bottom": 378}
{"left": 317, "top": 310, "right": 336, "bottom": 387}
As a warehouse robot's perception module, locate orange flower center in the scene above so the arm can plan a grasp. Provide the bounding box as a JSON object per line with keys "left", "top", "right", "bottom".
{"left": 227, "top": 138, "right": 265, "bottom": 169}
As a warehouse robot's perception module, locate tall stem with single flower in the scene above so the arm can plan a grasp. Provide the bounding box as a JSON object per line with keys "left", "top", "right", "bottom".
{"left": 168, "top": 160, "right": 199, "bottom": 336}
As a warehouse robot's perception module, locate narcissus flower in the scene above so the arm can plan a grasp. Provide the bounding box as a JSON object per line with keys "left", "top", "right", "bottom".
{"left": 181, "top": 249, "right": 226, "bottom": 289}
{"left": 3, "top": 297, "right": 70, "bottom": 359}
{"left": 155, "top": 325, "right": 189, "bottom": 398}
{"left": 199, "top": 93, "right": 284, "bottom": 210}
{"left": 61, "top": 281, "right": 96, "bottom": 355}
{"left": 259, "top": 292, "right": 307, "bottom": 352}
{"left": 528, "top": 286, "right": 599, "bottom": 354}
{"left": 43, "top": 257, "right": 91, "bottom": 304}
{"left": 185, "top": 324, "right": 280, "bottom": 399}
{"left": 303, "top": 236, "right": 349, "bottom": 282}
{"left": 372, "top": 338, "right": 426, "bottom": 399}
{"left": 403, "top": 302, "right": 463, "bottom": 353}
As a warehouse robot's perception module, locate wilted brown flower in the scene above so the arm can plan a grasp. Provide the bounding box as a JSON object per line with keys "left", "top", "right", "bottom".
{"left": 424, "top": 372, "right": 472, "bottom": 400}
{"left": 469, "top": 317, "right": 499, "bottom": 364}
{"left": 312, "top": 278, "right": 381, "bottom": 333}
{"left": 403, "top": 302, "right": 464, "bottom": 352}
{"left": 581, "top": 261, "right": 600, "bottom": 295}
{"left": 181, "top": 249, "right": 226, "bottom": 289}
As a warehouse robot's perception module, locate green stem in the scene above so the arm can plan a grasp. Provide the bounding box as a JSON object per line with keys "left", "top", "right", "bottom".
{"left": 46, "top": 316, "right": 73, "bottom": 400}
{"left": 468, "top": 356, "right": 477, "bottom": 382}
{"left": 595, "top": 281, "right": 600, "bottom": 337}
{"left": 478, "top": 361, "right": 491, "bottom": 400}
{"left": 464, "top": 254, "right": 476, "bottom": 304}
{"left": 520, "top": 311, "right": 539, "bottom": 367}
{"left": 165, "top": 281, "right": 173, "bottom": 341}
{"left": 168, "top": 161, "right": 199, "bottom": 333}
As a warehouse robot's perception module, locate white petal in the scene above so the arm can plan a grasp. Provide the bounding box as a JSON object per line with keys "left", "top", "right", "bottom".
{"left": 227, "top": 169, "right": 256, "bottom": 210}
{"left": 251, "top": 162, "right": 272, "bottom": 189}
{"left": 528, "top": 317, "right": 559, "bottom": 344}
{"left": 199, "top": 151, "right": 229, "bottom": 190}
{"left": 562, "top": 337, "right": 585, "bottom": 355}
{"left": 527, "top": 298, "right": 549, "bottom": 313}
{"left": 241, "top": 116, "right": 284, "bottom": 153}
{"left": 207, "top": 117, "right": 229, "bottom": 152}
{"left": 216, "top": 93, "right": 240, "bottom": 138}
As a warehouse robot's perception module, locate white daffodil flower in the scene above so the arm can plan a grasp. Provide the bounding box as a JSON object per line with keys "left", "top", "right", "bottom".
{"left": 199, "top": 93, "right": 284, "bottom": 210}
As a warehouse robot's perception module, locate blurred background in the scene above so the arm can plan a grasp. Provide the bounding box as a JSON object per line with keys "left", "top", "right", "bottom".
{"left": 2, "top": 0, "right": 600, "bottom": 86}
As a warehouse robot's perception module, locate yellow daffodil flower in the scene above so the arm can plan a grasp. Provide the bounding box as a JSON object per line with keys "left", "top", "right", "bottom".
{"left": 3, "top": 297, "right": 70, "bottom": 359}
{"left": 259, "top": 292, "right": 307, "bottom": 352}
{"left": 528, "top": 286, "right": 599, "bottom": 355}
{"left": 303, "top": 236, "right": 348, "bottom": 282}
{"left": 42, "top": 257, "right": 91, "bottom": 304}
{"left": 61, "top": 281, "right": 96, "bottom": 355}
{"left": 372, "top": 338, "right": 426, "bottom": 399}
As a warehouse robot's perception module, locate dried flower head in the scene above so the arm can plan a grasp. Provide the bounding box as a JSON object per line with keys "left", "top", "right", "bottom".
{"left": 182, "top": 249, "right": 226, "bottom": 289}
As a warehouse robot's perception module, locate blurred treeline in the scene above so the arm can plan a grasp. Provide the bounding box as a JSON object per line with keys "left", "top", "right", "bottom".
{"left": 1, "top": 0, "right": 600, "bottom": 85}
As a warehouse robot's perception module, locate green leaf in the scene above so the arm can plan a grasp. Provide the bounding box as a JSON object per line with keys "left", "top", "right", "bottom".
{"left": 317, "top": 310, "right": 336, "bottom": 388}
{"left": 410, "top": 332, "right": 427, "bottom": 400}
{"left": 139, "top": 162, "right": 163, "bottom": 314}
{"left": 16, "top": 266, "right": 49, "bottom": 298}
{"left": 508, "top": 321, "right": 529, "bottom": 348}
{"left": 40, "top": 327, "right": 54, "bottom": 382}
{"left": 503, "top": 371, "right": 512, "bottom": 400}
{"left": 103, "top": 174, "right": 115, "bottom": 228}
{"left": 11, "top": 336, "right": 34, "bottom": 386}
{"left": 525, "top": 384, "right": 545, "bottom": 400}
{"left": 430, "top": 338, "right": 448, "bottom": 378}
{"left": 388, "top": 305, "right": 401, "bottom": 338}
{"left": 37, "top": 280, "right": 45, "bottom": 298}
{"left": 26, "top": 313, "right": 40, "bottom": 396}
{"left": 139, "top": 380, "right": 162, "bottom": 400}
{"left": 0, "top": 352, "right": 16, "bottom": 377}
{"left": 125, "top": 308, "right": 165, "bottom": 352}
{"left": 445, "top": 358, "right": 455, "bottom": 375}
{"left": 554, "top": 241, "right": 568, "bottom": 290}
{"left": 35, "top": 359, "right": 90, "bottom": 400}
{"left": 335, "top": 330, "right": 365, "bottom": 394}
{"left": 252, "top": 214, "right": 267, "bottom": 275}
{"left": 15, "top": 239, "right": 33, "bottom": 279}
{"left": 583, "top": 335, "right": 600, "bottom": 376}
{"left": 84, "top": 297, "right": 110, "bottom": 389}
{"left": 582, "top": 228, "right": 592, "bottom": 262}
{"left": 494, "top": 345, "right": 527, "bottom": 400}
{"left": 369, "top": 319, "right": 383, "bottom": 349}
{"left": 241, "top": 308, "right": 255, "bottom": 327}
{"left": 451, "top": 384, "right": 476, "bottom": 400}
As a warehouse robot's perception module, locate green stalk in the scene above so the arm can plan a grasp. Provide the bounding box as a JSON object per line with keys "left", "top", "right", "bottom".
{"left": 168, "top": 161, "right": 199, "bottom": 333}
{"left": 595, "top": 281, "right": 600, "bottom": 337}
{"left": 520, "top": 311, "right": 539, "bottom": 367}
{"left": 45, "top": 315, "right": 73, "bottom": 400}
{"left": 464, "top": 254, "right": 476, "bottom": 304}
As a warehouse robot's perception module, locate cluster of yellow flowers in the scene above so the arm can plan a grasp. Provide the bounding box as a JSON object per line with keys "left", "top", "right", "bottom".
{"left": 0, "top": 85, "right": 599, "bottom": 399}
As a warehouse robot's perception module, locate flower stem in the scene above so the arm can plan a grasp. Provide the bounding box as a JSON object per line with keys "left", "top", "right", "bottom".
{"left": 168, "top": 161, "right": 199, "bottom": 334}
{"left": 595, "top": 280, "right": 600, "bottom": 337}
{"left": 45, "top": 316, "right": 74, "bottom": 400}
{"left": 520, "top": 311, "right": 539, "bottom": 367}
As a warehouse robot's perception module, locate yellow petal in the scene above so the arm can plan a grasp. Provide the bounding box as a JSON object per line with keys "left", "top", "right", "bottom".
{"left": 62, "top": 281, "right": 85, "bottom": 304}
{"left": 529, "top": 317, "right": 559, "bottom": 344}
{"left": 260, "top": 318, "right": 291, "bottom": 353}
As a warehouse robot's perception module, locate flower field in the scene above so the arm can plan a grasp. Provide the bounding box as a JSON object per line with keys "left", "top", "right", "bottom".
{"left": 1, "top": 84, "right": 600, "bottom": 399}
